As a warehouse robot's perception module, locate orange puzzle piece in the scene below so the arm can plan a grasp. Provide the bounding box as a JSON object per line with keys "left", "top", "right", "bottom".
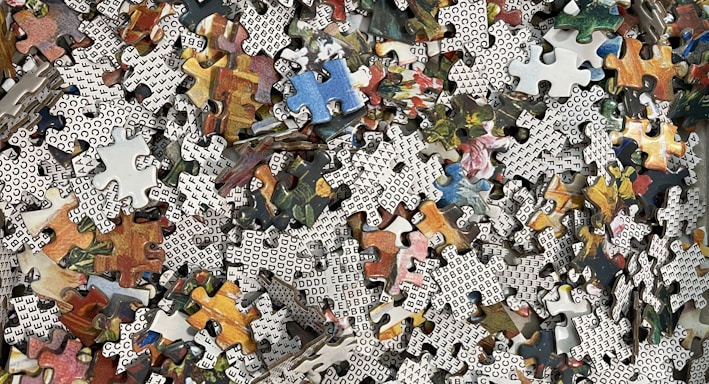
{"left": 94, "top": 213, "right": 165, "bottom": 287}
{"left": 415, "top": 200, "right": 478, "bottom": 253}
{"left": 610, "top": 118, "right": 686, "bottom": 171}
{"left": 187, "top": 281, "right": 260, "bottom": 352}
{"left": 604, "top": 38, "right": 685, "bottom": 101}
{"left": 529, "top": 174, "right": 586, "bottom": 236}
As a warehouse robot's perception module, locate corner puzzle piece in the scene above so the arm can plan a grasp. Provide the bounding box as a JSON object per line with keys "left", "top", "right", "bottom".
{"left": 287, "top": 58, "right": 365, "bottom": 124}
{"left": 687, "top": 338, "right": 709, "bottom": 384}
{"left": 186, "top": 280, "right": 260, "bottom": 352}
{"left": 102, "top": 307, "right": 152, "bottom": 374}
{"left": 661, "top": 241, "right": 709, "bottom": 312}
{"left": 13, "top": 0, "right": 84, "bottom": 62}
{"left": 271, "top": 151, "right": 332, "bottom": 229}
{"left": 4, "top": 294, "right": 66, "bottom": 346}
{"left": 605, "top": 38, "right": 684, "bottom": 101}
{"left": 570, "top": 307, "right": 631, "bottom": 371}
{"left": 228, "top": 230, "right": 311, "bottom": 286}
{"left": 240, "top": 0, "right": 295, "bottom": 57}
{"left": 28, "top": 328, "right": 90, "bottom": 384}
{"left": 657, "top": 186, "right": 706, "bottom": 238}
{"left": 17, "top": 248, "right": 85, "bottom": 311}
{"left": 437, "top": 0, "right": 488, "bottom": 53}
{"left": 508, "top": 45, "right": 591, "bottom": 97}
{"left": 94, "top": 213, "right": 164, "bottom": 288}
{"left": 363, "top": 230, "right": 428, "bottom": 296}
{"left": 609, "top": 119, "right": 686, "bottom": 171}
{"left": 407, "top": 306, "right": 488, "bottom": 373}
{"left": 93, "top": 127, "right": 157, "bottom": 209}
{"left": 554, "top": 0, "right": 623, "bottom": 43}
{"left": 431, "top": 245, "right": 505, "bottom": 318}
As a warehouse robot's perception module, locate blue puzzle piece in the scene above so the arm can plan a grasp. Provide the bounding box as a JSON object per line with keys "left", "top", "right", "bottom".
{"left": 286, "top": 58, "right": 364, "bottom": 124}
{"left": 435, "top": 162, "right": 491, "bottom": 211}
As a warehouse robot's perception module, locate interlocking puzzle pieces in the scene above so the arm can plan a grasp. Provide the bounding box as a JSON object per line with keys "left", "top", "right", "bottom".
{"left": 186, "top": 280, "right": 259, "bottom": 352}
{"left": 93, "top": 127, "right": 157, "bottom": 209}
{"left": 660, "top": 241, "right": 709, "bottom": 312}
{"left": 286, "top": 58, "right": 366, "bottom": 124}
{"left": 94, "top": 212, "right": 165, "bottom": 288}
{"left": 508, "top": 45, "right": 591, "bottom": 97}
{"left": 605, "top": 38, "right": 686, "bottom": 101}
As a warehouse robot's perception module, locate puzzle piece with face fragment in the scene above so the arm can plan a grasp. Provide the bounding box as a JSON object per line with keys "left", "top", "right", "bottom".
{"left": 605, "top": 38, "right": 685, "bottom": 101}
{"left": 407, "top": 306, "right": 488, "bottom": 373}
{"left": 431, "top": 245, "right": 505, "bottom": 319}
{"left": 508, "top": 45, "right": 591, "bottom": 97}
{"left": 609, "top": 118, "right": 686, "bottom": 171}
{"left": 657, "top": 186, "right": 706, "bottom": 238}
{"left": 286, "top": 58, "right": 365, "bottom": 124}
{"left": 12, "top": 0, "right": 84, "bottom": 62}
{"left": 436, "top": 0, "right": 488, "bottom": 53}
{"left": 570, "top": 307, "right": 632, "bottom": 370}
{"left": 92, "top": 127, "right": 156, "bottom": 209}
{"left": 448, "top": 21, "right": 532, "bottom": 98}
{"left": 102, "top": 307, "right": 152, "bottom": 374}
{"left": 186, "top": 280, "right": 260, "bottom": 352}
{"left": 660, "top": 241, "right": 709, "bottom": 312}
{"left": 27, "top": 328, "right": 90, "bottom": 384}
{"left": 3, "top": 294, "right": 67, "bottom": 346}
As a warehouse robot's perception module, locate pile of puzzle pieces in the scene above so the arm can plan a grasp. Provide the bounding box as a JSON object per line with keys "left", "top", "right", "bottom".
{"left": 0, "top": 0, "right": 708, "bottom": 382}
